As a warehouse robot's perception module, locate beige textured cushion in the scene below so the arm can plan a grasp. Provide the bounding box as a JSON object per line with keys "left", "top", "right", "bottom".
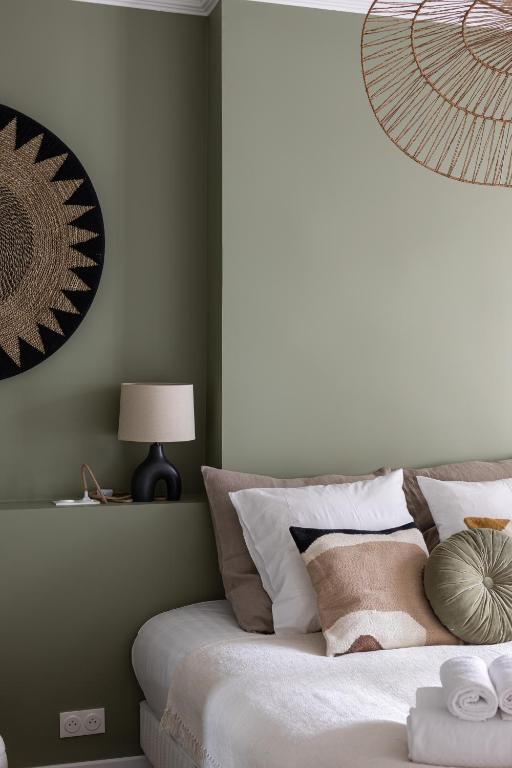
{"left": 201, "top": 465, "right": 387, "bottom": 633}
{"left": 403, "top": 459, "right": 512, "bottom": 551}
{"left": 290, "top": 522, "right": 457, "bottom": 656}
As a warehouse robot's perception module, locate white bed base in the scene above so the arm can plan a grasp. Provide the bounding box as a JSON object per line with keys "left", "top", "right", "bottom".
{"left": 140, "top": 702, "right": 198, "bottom": 768}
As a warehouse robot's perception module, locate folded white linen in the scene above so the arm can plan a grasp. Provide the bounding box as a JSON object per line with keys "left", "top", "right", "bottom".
{"left": 408, "top": 687, "right": 512, "bottom": 768}
{"left": 489, "top": 655, "right": 512, "bottom": 716}
{"left": 440, "top": 655, "right": 498, "bottom": 721}
{"left": 162, "top": 630, "right": 512, "bottom": 768}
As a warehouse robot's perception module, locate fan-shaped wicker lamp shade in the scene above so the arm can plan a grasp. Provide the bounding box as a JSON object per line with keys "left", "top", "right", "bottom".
{"left": 362, "top": 0, "right": 512, "bottom": 186}
{"left": 0, "top": 104, "right": 104, "bottom": 379}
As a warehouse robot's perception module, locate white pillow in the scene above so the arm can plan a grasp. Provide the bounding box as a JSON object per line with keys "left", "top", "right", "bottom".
{"left": 229, "top": 469, "right": 412, "bottom": 634}
{"left": 417, "top": 475, "right": 512, "bottom": 542}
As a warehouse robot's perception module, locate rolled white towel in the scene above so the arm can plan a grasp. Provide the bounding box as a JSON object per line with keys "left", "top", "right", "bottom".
{"left": 408, "top": 688, "right": 512, "bottom": 768}
{"left": 489, "top": 655, "right": 512, "bottom": 716}
{"left": 440, "top": 655, "right": 498, "bottom": 721}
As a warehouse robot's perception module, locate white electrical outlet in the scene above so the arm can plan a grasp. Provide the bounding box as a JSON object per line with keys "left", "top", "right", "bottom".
{"left": 59, "top": 708, "right": 105, "bottom": 738}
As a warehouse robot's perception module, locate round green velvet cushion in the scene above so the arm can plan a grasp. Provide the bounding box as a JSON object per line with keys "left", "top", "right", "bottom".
{"left": 424, "top": 528, "right": 512, "bottom": 644}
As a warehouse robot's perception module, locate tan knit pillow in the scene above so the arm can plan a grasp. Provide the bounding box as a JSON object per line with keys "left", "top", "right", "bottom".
{"left": 465, "top": 517, "right": 512, "bottom": 536}
{"left": 290, "top": 522, "right": 457, "bottom": 656}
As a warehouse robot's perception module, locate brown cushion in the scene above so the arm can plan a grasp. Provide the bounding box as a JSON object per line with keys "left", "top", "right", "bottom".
{"left": 403, "top": 459, "right": 512, "bottom": 551}
{"left": 201, "top": 465, "right": 388, "bottom": 633}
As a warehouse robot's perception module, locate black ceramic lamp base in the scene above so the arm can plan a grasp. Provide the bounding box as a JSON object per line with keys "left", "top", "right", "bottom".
{"left": 131, "top": 442, "right": 182, "bottom": 502}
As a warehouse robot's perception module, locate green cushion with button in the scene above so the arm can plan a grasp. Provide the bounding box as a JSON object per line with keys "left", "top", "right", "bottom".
{"left": 424, "top": 528, "right": 512, "bottom": 644}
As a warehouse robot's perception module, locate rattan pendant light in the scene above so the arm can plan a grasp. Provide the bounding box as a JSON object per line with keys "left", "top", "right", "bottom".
{"left": 362, "top": 0, "right": 512, "bottom": 185}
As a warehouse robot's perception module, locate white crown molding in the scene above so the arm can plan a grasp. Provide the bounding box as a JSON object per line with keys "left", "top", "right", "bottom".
{"left": 72, "top": 0, "right": 369, "bottom": 15}
{"left": 249, "top": 0, "right": 369, "bottom": 12}
{"left": 72, "top": 0, "right": 219, "bottom": 16}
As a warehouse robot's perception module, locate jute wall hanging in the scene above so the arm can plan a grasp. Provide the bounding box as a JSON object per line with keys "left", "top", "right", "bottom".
{"left": 361, "top": 0, "right": 512, "bottom": 186}
{"left": 0, "top": 104, "right": 104, "bottom": 380}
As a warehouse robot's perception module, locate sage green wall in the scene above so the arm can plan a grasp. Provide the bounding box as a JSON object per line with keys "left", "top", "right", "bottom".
{"left": 0, "top": 0, "right": 208, "bottom": 500}
{"left": 0, "top": 499, "right": 223, "bottom": 768}
{"left": 220, "top": 0, "right": 512, "bottom": 477}
{"left": 0, "top": 2, "right": 215, "bottom": 765}
{"left": 206, "top": 2, "right": 223, "bottom": 467}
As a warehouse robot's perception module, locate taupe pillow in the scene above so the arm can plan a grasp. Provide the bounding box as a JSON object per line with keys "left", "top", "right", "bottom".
{"left": 290, "top": 522, "right": 457, "bottom": 655}
{"left": 424, "top": 529, "right": 512, "bottom": 644}
{"left": 403, "top": 458, "right": 512, "bottom": 551}
{"left": 201, "top": 465, "right": 388, "bottom": 633}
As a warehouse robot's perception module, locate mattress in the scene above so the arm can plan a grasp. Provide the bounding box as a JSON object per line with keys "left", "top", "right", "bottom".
{"left": 140, "top": 701, "right": 197, "bottom": 768}
{"left": 132, "top": 600, "right": 245, "bottom": 719}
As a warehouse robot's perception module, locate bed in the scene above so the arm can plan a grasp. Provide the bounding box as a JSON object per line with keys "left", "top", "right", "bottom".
{"left": 132, "top": 599, "right": 512, "bottom": 768}
{"left": 133, "top": 601, "right": 246, "bottom": 768}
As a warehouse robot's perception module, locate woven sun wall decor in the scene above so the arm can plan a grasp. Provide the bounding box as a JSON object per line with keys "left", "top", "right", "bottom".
{"left": 0, "top": 104, "right": 104, "bottom": 380}
{"left": 361, "top": 0, "right": 512, "bottom": 186}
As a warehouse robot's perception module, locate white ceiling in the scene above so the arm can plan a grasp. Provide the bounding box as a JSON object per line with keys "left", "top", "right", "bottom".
{"left": 72, "top": 0, "right": 370, "bottom": 16}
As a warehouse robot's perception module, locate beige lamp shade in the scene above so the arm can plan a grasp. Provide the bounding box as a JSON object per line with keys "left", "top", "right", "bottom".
{"left": 118, "top": 383, "right": 195, "bottom": 443}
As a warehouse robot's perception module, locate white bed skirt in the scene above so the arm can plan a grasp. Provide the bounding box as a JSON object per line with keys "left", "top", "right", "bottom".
{"left": 141, "top": 701, "right": 197, "bottom": 768}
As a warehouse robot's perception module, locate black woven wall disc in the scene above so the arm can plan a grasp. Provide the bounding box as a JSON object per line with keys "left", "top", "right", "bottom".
{"left": 0, "top": 104, "right": 104, "bottom": 380}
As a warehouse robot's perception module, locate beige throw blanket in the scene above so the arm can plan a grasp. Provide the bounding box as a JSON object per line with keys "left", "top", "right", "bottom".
{"left": 161, "top": 633, "right": 512, "bottom": 768}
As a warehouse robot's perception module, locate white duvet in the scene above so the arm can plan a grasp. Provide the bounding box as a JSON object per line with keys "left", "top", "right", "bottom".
{"left": 162, "top": 632, "right": 512, "bottom": 768}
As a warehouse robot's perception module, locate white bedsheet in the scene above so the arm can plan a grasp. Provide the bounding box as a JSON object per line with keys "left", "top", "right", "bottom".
{"left": 132, "top": 600, "right": 245, "bottom": 718}
{"left": 162, "top": 630, "right": 512, "bottom": 768}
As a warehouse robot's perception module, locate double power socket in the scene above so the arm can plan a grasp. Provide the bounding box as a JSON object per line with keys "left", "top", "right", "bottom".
{"left": 60, "top": 708, "right": 105, "bottom": 738}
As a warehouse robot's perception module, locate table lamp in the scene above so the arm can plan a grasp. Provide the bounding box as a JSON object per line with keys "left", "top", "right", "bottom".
{"left": 118, "top": 383, "right": 195, "bottom": 502}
